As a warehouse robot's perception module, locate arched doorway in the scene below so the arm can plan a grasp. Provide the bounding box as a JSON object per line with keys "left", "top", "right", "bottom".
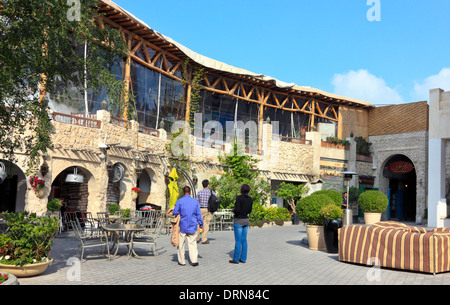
{"left": 51, "top": 166, "right": 93, "bottom": 212}
{"left": 0, "top": 160, "right": 26, "bottom": 213}
{"left": 382, "top": 155, "right": 416, "bottom": 221}
{"left": 136, "top": 168, "right": 159, "bottom": 210}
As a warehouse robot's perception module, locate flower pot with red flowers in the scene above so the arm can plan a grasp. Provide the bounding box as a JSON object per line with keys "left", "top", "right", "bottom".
{"left": 131, "top": 187, "right": 142, "bottom": 200}
{"left": 29, "top": 175, "right": 46, "bottom": 198}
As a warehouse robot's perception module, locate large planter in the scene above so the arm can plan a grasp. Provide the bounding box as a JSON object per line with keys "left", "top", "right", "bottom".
{"left": 292, "top": 212, "right": 300, "bottom": 225}
{"left": 305, "top": 225, "right": 326, "bottom": 251}
{"left": 323, "top": 219, "right": 342, "bottom": 253}
{"left": 0, "top": 273, "right": 18, "bottom": 285}
{"left": 0, "top": 259, "right": 53, "bottom": 278}
{"left": 364, "top": 212, "right": 381, "bottom": 225}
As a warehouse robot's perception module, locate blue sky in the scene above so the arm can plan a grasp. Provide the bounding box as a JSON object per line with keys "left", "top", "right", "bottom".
{"left": 112, "top": 0, "right": 450, "bottom": 105}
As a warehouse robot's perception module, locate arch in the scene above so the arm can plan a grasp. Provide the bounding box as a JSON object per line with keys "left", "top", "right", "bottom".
{"left": 50, "top": 166, "right": 97, "bottom": 213}
{"left": 0, "top": 160, "right": 27, "bottom": 213}
{"left": 380, "top": 154, "right": 417, "bottom": 221}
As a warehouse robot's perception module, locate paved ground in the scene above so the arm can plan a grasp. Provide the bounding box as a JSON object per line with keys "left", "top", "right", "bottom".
{"left": 16, "top": 223, "right": 450, "bottom": 286}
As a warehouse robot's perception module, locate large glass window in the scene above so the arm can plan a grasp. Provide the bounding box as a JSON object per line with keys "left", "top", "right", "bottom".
{"left": 130, "top": 61, "right": 185, "bottom": 132}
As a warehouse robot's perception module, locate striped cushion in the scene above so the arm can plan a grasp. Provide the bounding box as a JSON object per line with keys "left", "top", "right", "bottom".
{"left": 338, "top": 224, "right": 450, "bottom": 274}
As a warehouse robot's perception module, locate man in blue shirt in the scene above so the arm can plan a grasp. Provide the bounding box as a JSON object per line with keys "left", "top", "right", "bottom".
{"left": 173, "top": 186, "right": 203, "bottom": 266}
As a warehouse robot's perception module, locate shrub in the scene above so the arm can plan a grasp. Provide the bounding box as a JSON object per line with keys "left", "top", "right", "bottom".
{"left": 0, "top": 212, "right": 58, "bottom": 266}
{"left": 249, "top": 203, "right": 291, "bottom": 225}
{"left": 358, "top": 190, "right": 388, "bottom": 213}
{"left": 312, "top": 190, "right": 343, "bottom": 206}
{"left": 108, "top": 204, "right": 120, "bottom": 215}
{"left": 320, "top": 204, "right": 344, "bottom": 220}
{"left": 47, "top": 198, "right": 62, "bottom": 212}
{"left": 297, "top": 194, "right": 335, "bottom": 225}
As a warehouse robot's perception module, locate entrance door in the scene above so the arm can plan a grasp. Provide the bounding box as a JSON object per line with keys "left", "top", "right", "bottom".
{"left": 0, "top": 175, "right": 18, "bottom": 213}
{"left": 383, "top": 155, "right": 416, "bottom": 221}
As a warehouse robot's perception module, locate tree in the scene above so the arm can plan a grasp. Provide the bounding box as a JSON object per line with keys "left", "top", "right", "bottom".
{"left": 0, "top": 0, "right": 131, "bottom": 173}
{"left": 276, "top": 182, "right": 308, "bottom": 214}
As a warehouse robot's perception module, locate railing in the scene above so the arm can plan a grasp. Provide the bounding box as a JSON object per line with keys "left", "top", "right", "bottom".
{"left": 110, "top": 116, "right": 130, "bottom": 128}
{"left": 279, "top": 136, "right": 312, "bottom": 145}
{"left": 53, "top": 112, "right": 101, "bottom": 129}
{"left": 138, "top": 125, "right": 160, "bottom": 137}
{"left": 356, "top": 154, "right": 373, "bottom": 163}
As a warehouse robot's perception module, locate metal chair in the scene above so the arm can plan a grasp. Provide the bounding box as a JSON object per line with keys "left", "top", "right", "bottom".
{"left": 131, "top": 216, "right": 163, "bottom": 257}
{"left": 70, "top": 218, "right": 110, "bottom": 262}
{"left": 63, "top": 211, "right": 78, "bottom": 231}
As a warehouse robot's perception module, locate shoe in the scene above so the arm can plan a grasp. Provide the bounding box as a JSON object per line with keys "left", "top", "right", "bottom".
{"left": 192, "top": 262, "right": 199, "bottom": 267}
{"left": 202, "top": 241, "right": 210, "bottom": 244}
{"left": 239, "top": 260, "right": 246, "bottom": 263}
{"left": 178, "top": 262, "right": 186, "bottom": 266}
{"left": 229, "top": 259, "right": 239, "bottom": 264}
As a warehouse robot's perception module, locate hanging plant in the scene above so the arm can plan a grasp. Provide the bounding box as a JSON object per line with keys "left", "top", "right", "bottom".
{"left": 131, "top": 187, "right": 142, "bottom": 195}
{"left": 29, "top": 176, "right": 45, "bottom": 192}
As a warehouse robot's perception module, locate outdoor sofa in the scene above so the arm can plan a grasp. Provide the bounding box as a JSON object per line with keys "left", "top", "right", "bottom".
{"left": 338, "top": 221, "right": 450, "bottom": 274}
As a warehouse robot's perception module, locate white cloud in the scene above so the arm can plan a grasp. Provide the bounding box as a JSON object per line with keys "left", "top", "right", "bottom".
{"left": 331, "top": 69, "right": 403, "bottom": 105}
{"left": 412, "top": 68, "right": 450, "bottom": 101}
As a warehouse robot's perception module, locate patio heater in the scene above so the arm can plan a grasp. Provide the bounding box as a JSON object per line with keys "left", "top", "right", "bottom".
{"left": 65, "top": 167, "right": 84, "bottom": 184}
{"left": 341, "top": 171, "right": 357, "bottom": 226}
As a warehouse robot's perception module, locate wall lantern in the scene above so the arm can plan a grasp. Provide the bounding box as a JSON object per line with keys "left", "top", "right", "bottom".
{"left": 40, "top": 162, "right": 49, "bottom": 177}
{"left": 106, "top": 161, "right": 113, "bottom": 173}
{"left": 192, "top": 175, "right": 198, "bottom": 185}
{"left": 135, "top": 168, "right": 143, "bottom": 176}
{"left": 0, "top": 162, "right": 7, "bottom": 184}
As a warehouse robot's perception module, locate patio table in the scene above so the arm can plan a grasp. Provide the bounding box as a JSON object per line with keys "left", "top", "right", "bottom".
{"left": 103, "top": 224, "right": 145, "bottom": 260}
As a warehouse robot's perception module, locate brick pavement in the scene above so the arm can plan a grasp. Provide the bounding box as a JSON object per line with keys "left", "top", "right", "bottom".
{"left": 16, "top": 223, "right": 450, "bottom": 286}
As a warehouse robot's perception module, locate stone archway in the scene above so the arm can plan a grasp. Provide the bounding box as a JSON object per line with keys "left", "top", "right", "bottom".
{"left": 0, "top": 160, "right": 27, "bottom": 213}
{"left": 381, "top": 154, "right": 417, "bottom": 221}
{"left": 51, "top": 166, "right": 97, "bottom": 213}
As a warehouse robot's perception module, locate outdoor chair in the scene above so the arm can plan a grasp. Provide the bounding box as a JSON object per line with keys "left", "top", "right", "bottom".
{"left": 96, "top": 212, "right": 110, "bottom": 228}
{"left": 131, "top": 215, "right": 163, "bottom": 257}
{"left": 221, "top": 209, "right": 234, "bottom": 230}
{"left": 79, "top": 212, "right": 103, "bottom": 238}
{"left": 70, "top": 218, "right": 110, "bottom": 262}
{"left": 63, "top": 211, "right": 78, "bottom": 231}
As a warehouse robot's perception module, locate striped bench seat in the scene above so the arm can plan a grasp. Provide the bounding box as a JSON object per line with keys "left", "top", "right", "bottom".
{"left": 338, "top": 221, "right": 450, "bottom": 274}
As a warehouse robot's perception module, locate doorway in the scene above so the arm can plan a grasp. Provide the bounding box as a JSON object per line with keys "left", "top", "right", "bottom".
{"left": 383, "top": 155, "right": 416, "bottom": 221}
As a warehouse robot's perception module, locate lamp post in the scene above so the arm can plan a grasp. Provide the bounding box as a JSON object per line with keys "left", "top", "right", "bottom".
{"left": 341, "top": 171, "right": 357, "bottom": 226}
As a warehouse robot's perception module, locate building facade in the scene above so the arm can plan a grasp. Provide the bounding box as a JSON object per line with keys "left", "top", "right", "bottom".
{"left": 0, "top": 0, "right": 447, "bottom": 227}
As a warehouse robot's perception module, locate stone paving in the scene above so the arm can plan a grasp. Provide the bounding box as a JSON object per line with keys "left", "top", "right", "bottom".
{"left": 16, "top": 223, "right": 450, "bottom": 286}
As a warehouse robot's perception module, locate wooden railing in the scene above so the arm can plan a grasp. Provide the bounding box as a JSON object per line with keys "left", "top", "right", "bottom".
{"left": 53, "top": 112, "right": 101, "bottom": 129}
{"left": 138, "top": 125, "right": 160, "bottom": 137}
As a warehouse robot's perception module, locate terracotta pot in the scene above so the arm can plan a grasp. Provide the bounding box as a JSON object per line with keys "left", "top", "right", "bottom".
{"left": 364, "top": 213, "right": 382, "bottom": 225}
{"left": 305, "top": 225, "right": 326, "bottom": 251}
{"left": 0, "top": 259, "right": 53, "bottom": 278}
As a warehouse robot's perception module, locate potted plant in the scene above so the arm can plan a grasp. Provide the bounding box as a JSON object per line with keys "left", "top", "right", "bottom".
{"left": 47, "top": 198, "right": 62, "bottom": 217}
{"left": 320, "top": 204, "right": 343, "bottom": 253}
{"left": 108, "top": 203, "right": 120, "bottom": 215}
{"left": 29, "top": 175, "right": 46, "bottom": 198}
{"left": 296, "top": 194, "right": 335, "bottom": 250}
{"left": 276, "top": 182, "right": 308, "bottom": 225}
{"left": 0, "top": 211, "right": 58, "bottom": 277}
{"left": 358, "top": 190, "right": 388, "bottom": 225}
{"left": 131, "top": 187, "right": 142, "bottom": 200}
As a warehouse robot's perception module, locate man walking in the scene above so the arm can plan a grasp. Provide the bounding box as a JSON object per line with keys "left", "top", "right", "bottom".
{"left": 196, "top": 179, "right": 216, "bottom": 244}
{"left": 173, "top": 186, "right": 203, "bottom": 266}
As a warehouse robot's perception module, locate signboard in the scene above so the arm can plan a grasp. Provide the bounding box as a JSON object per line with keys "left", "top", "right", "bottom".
{"left": 386, "top": 161, "right": 414, "bottom": 174}
{"left": 320, "top": 158, "right": 347, "bottom": 177}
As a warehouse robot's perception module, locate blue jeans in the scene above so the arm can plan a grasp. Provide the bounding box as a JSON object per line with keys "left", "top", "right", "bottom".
{"left": 233, "top": 222, "right": 248, "bottom": 262}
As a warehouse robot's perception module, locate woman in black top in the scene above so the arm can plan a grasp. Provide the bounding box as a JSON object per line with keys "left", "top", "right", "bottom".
{"left": 230, "top": 184, "right": 253, "bottom": 264}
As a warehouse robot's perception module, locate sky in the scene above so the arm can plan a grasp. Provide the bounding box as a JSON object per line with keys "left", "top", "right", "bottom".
{"left": 112, "top": 0, "right": 450, "bottom": 106}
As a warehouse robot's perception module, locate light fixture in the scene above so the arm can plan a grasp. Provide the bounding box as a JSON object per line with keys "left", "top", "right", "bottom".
{"left": 0, "top": 162, "right": 7, "bottom": 184}
{"left": 164, "top": 171, "right": 170, "bottom": 184}
{"left": 135, "top": 168, "right": 143, "bottom": 176}
{"left": 65, "top": 167, "right": 84, "bottom": 184}
{"left": 341, "top": 171, "right": 357, "bottom": 226}
{"left": 106, "top": 161, "right": 113, "bottom": 173}
{"left": 192, "top": 175, "right": 198, "bottom": 185}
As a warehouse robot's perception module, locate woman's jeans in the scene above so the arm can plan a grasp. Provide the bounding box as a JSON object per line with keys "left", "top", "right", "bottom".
{"left": 233, "top": 222, "right": 249, "bottom": 262}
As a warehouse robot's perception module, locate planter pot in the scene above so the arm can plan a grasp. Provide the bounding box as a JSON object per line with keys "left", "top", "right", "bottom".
{"left": 305, "top": 225, "right": 326, "bottom": 251}
{"left": 35, "top": 187, "right": 46, "bottom": 198}
{"left": 323, "top": 219, "right": 343, "bottom": 254}
{"left": 0, "top": 273, "right": 18, "bottom": 285}
{"left": 364, "top": 212, "right": 382, "bottom": 225}
{"left": 131, "top": 191, "right": 138, "bottom": 200}
{"left": 0, "top": 259, "right": 53, "bottom": 278}
{"left": 292, "top": 213, "right": 300, "bottom": 225}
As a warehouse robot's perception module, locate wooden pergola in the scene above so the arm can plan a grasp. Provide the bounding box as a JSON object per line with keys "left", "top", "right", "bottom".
{"left": 97, "top": 0, "right": 372, "bottom": 135}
